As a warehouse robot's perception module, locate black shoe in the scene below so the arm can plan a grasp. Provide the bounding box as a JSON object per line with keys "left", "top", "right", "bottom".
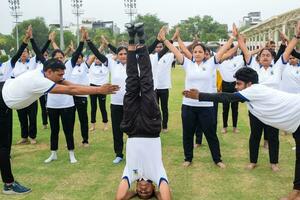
{"left": 125, "top": 23, "right": 136, "bottom": 44}
{"left": 134, "top": 23, "right": 145, "bottom": 44}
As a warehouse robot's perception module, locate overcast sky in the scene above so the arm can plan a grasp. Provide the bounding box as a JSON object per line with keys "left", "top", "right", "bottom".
{"left": 0, "top": 0, "right": 299, "bottom": 35}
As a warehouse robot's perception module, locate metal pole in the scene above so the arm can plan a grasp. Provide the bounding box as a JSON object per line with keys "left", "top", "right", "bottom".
{"left": 59, "top": 0, "right": 64, "bottom": 50}
{"left": 76, "top": 7, "right": 79, "bottom": 45}
{"left": 16, "top": 16, "right": 19, "bottom": 50}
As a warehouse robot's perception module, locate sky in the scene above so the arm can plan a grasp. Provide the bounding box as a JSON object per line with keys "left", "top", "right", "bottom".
{"left": 0, "top": 0, "right": 299, "bottom": 35}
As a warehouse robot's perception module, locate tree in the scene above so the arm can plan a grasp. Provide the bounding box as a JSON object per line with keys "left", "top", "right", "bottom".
{"left": 12, "top": 17, "right": 49, "bottom": 49}
{"left": 170, "top": 15, "right": 228, "bottom": 42}
{"left": 52, "top": 30, "right": 76, "bottom": 50}
{"left": 134, "top": 14, "right": 167, "bottom": 46}
{"left": 0, "top": 34, "right": 15, "bottom": 56}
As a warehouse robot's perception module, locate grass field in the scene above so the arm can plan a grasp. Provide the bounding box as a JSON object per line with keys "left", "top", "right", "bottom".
{"left": 0, "top": 66, "right": 297, "bottom": 200}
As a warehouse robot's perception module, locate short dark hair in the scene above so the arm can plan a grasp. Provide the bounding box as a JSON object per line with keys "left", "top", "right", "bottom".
{"left": 51, "top": 49, "right": 65, "bottom": 58}
{"left": 269, "top": 40, "right": 275, "bottom": 45}
{"left": 234, "top": 67, "right": 258, "bottom": 84}
{"left": 43, "top": 58, "right": 66, "bottom": 72}
{"left": 116, "top": 46, "right": 128, "bottom": 54}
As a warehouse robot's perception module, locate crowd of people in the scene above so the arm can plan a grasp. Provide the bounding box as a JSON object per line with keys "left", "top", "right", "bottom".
{"left": 0, "top": 19, "right": 300, "bottom": 200}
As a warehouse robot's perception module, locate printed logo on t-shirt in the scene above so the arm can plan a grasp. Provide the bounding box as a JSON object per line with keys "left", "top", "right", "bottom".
{"left": 133, "top": 169, "right": 138, "bottom": 175}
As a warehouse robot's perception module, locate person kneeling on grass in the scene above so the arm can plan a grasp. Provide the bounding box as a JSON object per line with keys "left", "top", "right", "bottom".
{"left": 182, "top": 23, "right": 300, "bottom": 199}
{"left": 0, "top": 58, "right": 119, "bottom": 195}
{"left": 115, "top": 23, "right": 171, "bottom": 200}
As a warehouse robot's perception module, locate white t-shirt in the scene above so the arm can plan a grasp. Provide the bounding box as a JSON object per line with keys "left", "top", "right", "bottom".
{"left": 70, "top": 62, "right": 89, "bottom": 97}
{"left": 238, "top": 84, "right": 300, "bottom": 133}
{"left": 122, "top": 137, "right": 168, "bottom": 188}
{"left": 10, "top": 57, "right": 36, "bottom": 78}
{"left": 46, "top": 60, "right": 74, "bottom": 109}
{"left": 247, "top": 56, "right": 286, "bottom": 89}
{"left": 2, "top": 68, "right": 55, "bottom": 110}
{"left": 0, "top": 61, "right": 13, "bottom": 82}
{"left": 108, "top": 58, "right": 127, "bottom": 106}
{"left": 182, "top": 56, "right": 219, "bottom": 107}
{"left": 280, "top": 63, "right": 300, "bottom": 94}
{"left": 156, "top": 53, "right": 174, "bottom": 90}
{"left": 219, "top": 55, "right": 245, "bottom": 82}
{"left": 150, "top": 53, "right": 159, "bottom": 90}
{"left": 88, "top": 62, "right": 109, "bottom": 86}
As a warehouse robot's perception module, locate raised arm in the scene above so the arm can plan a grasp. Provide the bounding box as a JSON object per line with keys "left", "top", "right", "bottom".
{"left": 215, "top": 23, "right": 237, "bottom": 63}
{"left": 41, "top": 31, "right": 55, "bottom": 54}
{"left": 10, "top": 26, "right": 30, "bottom": 67}
{"left": 101, "top": 35, "right": 117, "bottom": 54}
{"left": 86, "top": 32, "right": 108, "bottom": 64}
{"left": 160, "top": 27, "right": 184, "bottom": 64}
{"left": 282, "top": 20, "right": 300, "bottom": 62}
{"left": 177, "top": 28, "right": 193, "bottom": 60}
{"left": 237, "top": 34, "right": 251, "bottom": 64}
{"left": 220, "top": 45, "right": 239, "bottom": 62}
{"left": 71, "top": 27, "right": 85, "bottom": 67}
{"left": 86, "top": 55, "right": 96, "bottom": 66}
{"left": 157, "top": 27, "right": 179, "bottom": 60}
{"left": 148, "top": 27, "right": 165, "bottom": 54}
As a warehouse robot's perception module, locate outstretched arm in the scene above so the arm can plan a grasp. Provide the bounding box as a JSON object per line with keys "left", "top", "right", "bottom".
{"left": 50, "top": 82, "right": 119, "bottom": 96}
{"left": 183, "top": 89, "right": 245, "bottom": 104}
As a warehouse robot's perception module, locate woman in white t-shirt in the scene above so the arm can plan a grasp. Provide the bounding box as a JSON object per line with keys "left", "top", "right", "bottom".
{"left": 238, "top": 33, "right": 287, "bottom": 171}
{"left": 160, "top": 25, "right": 238, "bottom": 167}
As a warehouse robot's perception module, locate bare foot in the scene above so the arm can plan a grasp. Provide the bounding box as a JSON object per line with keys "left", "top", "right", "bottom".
{"left": 271, "top": 164, "right": 280, "bottom": 172}
{"left": 194, "top": 143, "right": 201, "bottom": 148}
{"left": 263, "top": 140, "right": 269, "bottom": 149}
{"left": 246, "top": 163, "right": 257, "bottom": 170}
{"left": 182, "top": 161, "right": 191, "bottom": 168}
{"left": 89, "top": 123, "right": 96, "bottom": 132}
{"left": 216, "top": 162, "right": 226, "bottom": 169}
{"left": 233, "top": 127, "right": 239, "bottom": 133}
{"left": 162, "top": 129, "right": 168, "bottom": 133}
{"left": 221, "top": 128, "right": 227, "bottom": 134}
{"left": 279, "top": 190, "right": 300, "bottom": 200}
{"left": 103, "top": 123, "right": 108, "bottom": 131}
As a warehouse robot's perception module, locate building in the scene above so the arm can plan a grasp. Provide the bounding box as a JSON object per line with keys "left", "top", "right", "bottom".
{"left": 240, "top": 12, "right": 262, "bottom": 27}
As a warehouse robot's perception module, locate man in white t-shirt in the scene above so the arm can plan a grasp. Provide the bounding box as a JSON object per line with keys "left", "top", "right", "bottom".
{"left": 115, "top": 23, "right": 171, "bottom": 200}
{"left": 0, "top": 58, "right": 119, "bottom": 195}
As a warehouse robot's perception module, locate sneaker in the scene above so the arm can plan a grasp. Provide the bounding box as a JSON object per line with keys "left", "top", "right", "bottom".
{"left": 3, "top": 181, "right": 31, "bottom": 195}
{"left": 17, "top": 138, "right": 29, "bottom": 145}
{"left": 113, "top": 157, "right": 123, "bottom": 164}
{"left": 44, "top": 152, "right": 57, "bottom": 163}
{"left": 29, "top": 138, "right": 37, "bottom": 145}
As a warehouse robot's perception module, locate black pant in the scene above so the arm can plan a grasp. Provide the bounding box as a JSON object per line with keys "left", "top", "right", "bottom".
{"left": 195, "top": 101, "right": 218, "bottom": 145}
{"left": 74, "top": 96, "right": 89, "bottom": 144}
{"left": 156, "top": 89, "right": 169, "bottom": 129}
{"left": 248, "top": 112, "right": 279, "bottom": 164}
{"left": 17, "top": 101, "right": 38, "bottom": 139}
{"left": 39, "top": 95, "right": 48, "bottom": 125}
{"left": 222, "top": 81, "right": 239, "bottom": 128}
{"left": 89, "top": 84, "right": 108, "bottom": 124}
{"left": 120, "top": 46, "right": 161, "bottom": 137}
{"left": 182, "top": 105, "right": 221, "bottom": 163}
{"left": 111, "top": 104, "right": 124, "bottom": 158}
{"left": 0, "top": 82, "right": 14, "bottom": 183}
{"left": 293, "top": 126, "right": 300, "bottom": 190}
{"left": 47, "top": 107, "right": 75, "bottom": 150}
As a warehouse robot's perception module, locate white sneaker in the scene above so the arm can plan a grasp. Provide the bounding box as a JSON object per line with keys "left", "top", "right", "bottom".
{"left": 44, "top": 151, "right": 57, "bottom": 163}
{"left": 69, "top": 151, "right": 78, "bottom": 164}
{"left": 113, "top": 157, "right": 123, "bottom": 164}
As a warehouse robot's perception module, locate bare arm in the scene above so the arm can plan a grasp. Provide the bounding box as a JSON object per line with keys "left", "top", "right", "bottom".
{"left": 115, "top": 179, "right": 137, "bottom": 200}
{"left": 220, "top": 45, "right": 238, "bottom": 62}
{"left": 237, "top": 34, "right": 251, "bottom": 64}
{"left": 86, "top": 55, "right": 96, "bottom": 66}
{"left": 160, "top": 27, "right": 184, "bottom": 64}
{"left": 178, "top": 35, "right": 192, "bottom": 60}
{"left": 50, "top": 82, "right": 119, "bottom": 95}
{"left": 156, "top": 181, "right": 171, "bottom": 200}
{"left": 282, "top": 20, "right": 300, "bottom": 62}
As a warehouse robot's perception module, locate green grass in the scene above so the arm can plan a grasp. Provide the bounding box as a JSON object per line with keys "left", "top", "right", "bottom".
{"left": 0, "top": 66, "right": 296, "bottom": 200}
